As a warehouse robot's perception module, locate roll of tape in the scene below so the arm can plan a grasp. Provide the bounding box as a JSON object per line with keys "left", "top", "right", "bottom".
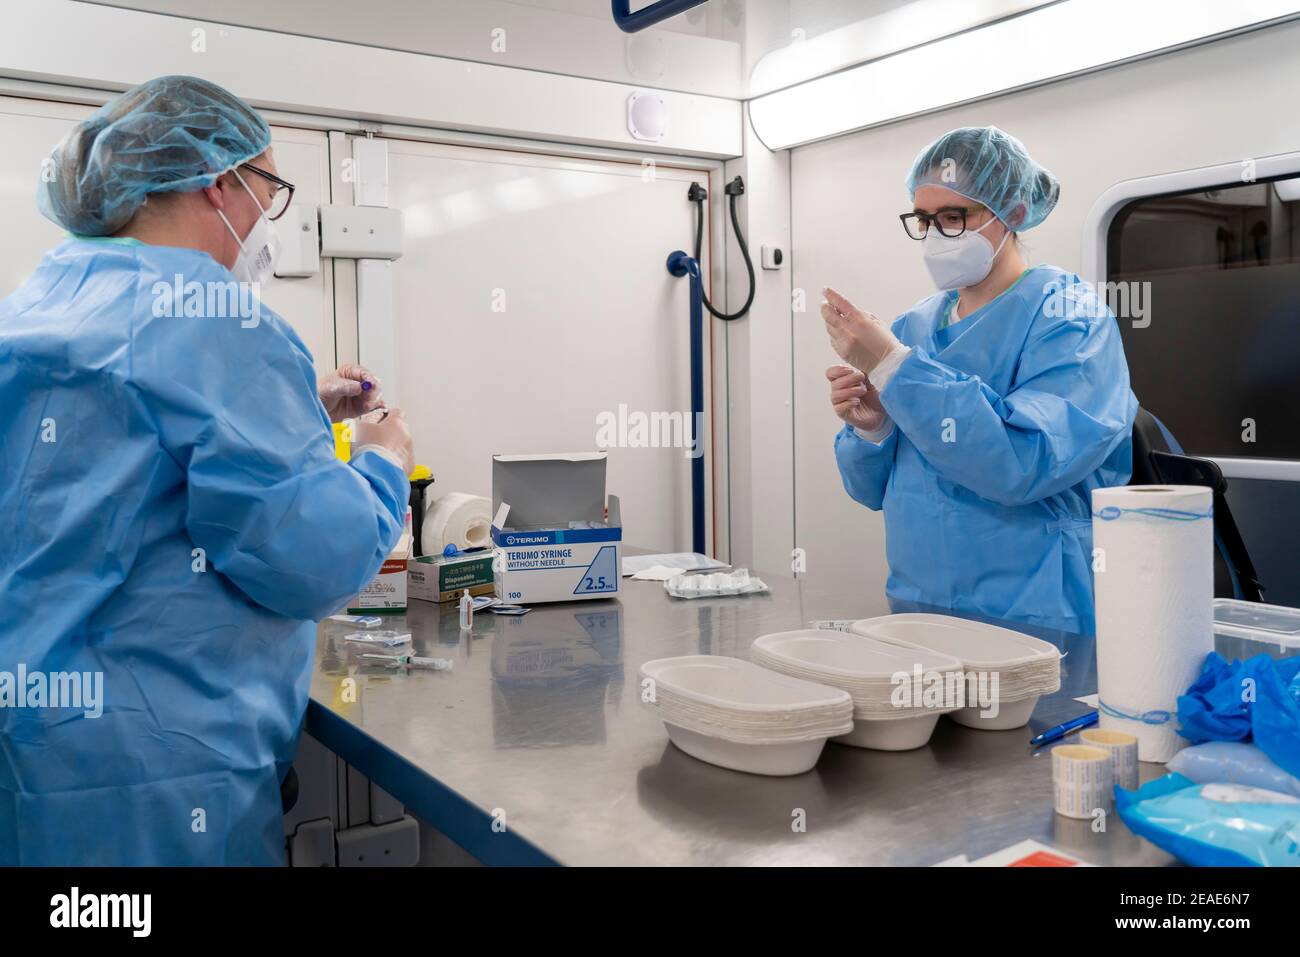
{"left": 421, "top": 492, "right": 492, "bottom": 555}
{"left": 1080, "top": 728, "right": 1140, "bottom": 791}
{"left": 1051, "top": 744, "right": 1113, "bottom": 820}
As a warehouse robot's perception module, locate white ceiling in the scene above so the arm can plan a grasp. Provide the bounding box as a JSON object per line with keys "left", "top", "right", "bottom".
{"left": 79, "top": 0, "right": 996, "bottom": 98}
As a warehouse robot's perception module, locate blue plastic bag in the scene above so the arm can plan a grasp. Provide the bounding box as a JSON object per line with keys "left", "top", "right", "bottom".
{"left": 1168, "top": 742, "right": 1300, "bottom": 798}
{"left": 1177, "top": 652, "right": 1300, "bottom": 779}
{"left": 1116, "top": 773, "right": 1300, "bottom": 867}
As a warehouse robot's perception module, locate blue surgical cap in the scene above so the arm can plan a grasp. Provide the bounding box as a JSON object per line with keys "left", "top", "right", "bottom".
{"left": 906, "top": 126, "right": 1060, "bottom": 231}
{"left": 37, "top": 75, "right": 271, "bottom": 236}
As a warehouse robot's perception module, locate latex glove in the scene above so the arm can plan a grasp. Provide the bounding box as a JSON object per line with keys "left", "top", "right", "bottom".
{"left": 821, "top": 287, "right": 902, "bottom": 374}
{"left": 319, "top": 364, "right": 384, "bottom": 423}
{"left": 351, "top": 407, "right": 415, "bottom": 476}
{"left": 827, "top": 364, "right": 887, "bottom": 433}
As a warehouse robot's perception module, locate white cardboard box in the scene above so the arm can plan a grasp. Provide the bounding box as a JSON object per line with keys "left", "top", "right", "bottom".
{"left": 491, "top": 452, "right": 622, "bottom": 605}
{"left": 348, "top": 529, "right": 411, "bottom": 613}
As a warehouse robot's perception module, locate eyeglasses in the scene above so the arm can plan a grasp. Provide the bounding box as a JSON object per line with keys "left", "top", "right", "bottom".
{"left": 899, "top": 205, "right": 987, "bottom": 240}
{"left": 239, "top": 163, "right": 296, "bottom": 221}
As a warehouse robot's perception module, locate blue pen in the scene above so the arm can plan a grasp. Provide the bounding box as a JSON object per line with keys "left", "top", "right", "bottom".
{"left": 1029, "top": 710, "right": 1098, "bottom": 748}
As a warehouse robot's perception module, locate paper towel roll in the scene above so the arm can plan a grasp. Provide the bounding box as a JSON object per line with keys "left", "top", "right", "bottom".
{"left": 421, "top": 492, "right": 492, "bottom": 556}
{"left": 1092, "top": 485, "right": 1214, "bottom": 763}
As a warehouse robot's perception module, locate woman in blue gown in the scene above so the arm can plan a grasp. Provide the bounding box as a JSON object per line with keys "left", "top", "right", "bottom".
{"left": 0, "top": 76, "right": 414, "bottom": 864}
{"left": 824, "top": 126, "right": 1137, "bottom": 635}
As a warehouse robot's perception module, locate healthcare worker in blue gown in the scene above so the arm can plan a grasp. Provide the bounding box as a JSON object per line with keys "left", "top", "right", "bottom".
{"left": 0, "top": 76, "right": 416, "bottom": 865}
{"left": 825, "top": 126, "right": 1137, "bottom": 635}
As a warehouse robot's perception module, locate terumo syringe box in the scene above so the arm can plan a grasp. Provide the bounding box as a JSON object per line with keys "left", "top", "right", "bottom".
{"left": 490, "top": 452, "right": 622, "bottom": 605}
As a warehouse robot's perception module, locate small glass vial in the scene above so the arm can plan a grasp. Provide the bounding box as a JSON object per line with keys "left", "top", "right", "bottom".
{"left": 458, "top": 589, "right": 473, "bottom": 630}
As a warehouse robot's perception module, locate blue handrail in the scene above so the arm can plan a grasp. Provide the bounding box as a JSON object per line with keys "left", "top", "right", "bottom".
{"left": 667, "top": 250, "right": 706, "bottom": 554}
{"left": 612, "top": 0, "right": 709, "bottom": 34}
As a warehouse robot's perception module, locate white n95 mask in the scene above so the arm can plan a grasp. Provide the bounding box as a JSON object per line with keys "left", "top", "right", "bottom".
{"left": 921, "top": 215, "right": 1010, "bottom": 291}
{"left": 217, "top": 169, "right": 280, "bottom": 284}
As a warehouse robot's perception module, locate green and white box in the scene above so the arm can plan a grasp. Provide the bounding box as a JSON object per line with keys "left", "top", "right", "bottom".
{"left": 490, "top": 452, "right": 622, "bottom": 605}
{"left": 407, "top": 552, "right": 496, "bottom": 603}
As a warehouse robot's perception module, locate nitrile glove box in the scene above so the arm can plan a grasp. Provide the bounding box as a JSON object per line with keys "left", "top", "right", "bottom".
{"left": 491, "top": 452, "right": 622, "bottom": 605}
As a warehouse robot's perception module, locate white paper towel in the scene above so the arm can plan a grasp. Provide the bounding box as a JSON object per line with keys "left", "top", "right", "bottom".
{"left": 1092, "top": 485, "right": 1214, "bottom": 763}
{"left": 421, "top": 492, "right": 492, "bottom": 555}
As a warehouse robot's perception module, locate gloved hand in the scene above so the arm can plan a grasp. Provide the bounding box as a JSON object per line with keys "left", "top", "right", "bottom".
{"left": 827, "top": 364, "right": 888, "bottom": 433}
{"left": 821, "top": 287, "right": 903, "bottom": 374}
{"left": 318, "top": 364, "right": 384, "bottom": 423}
{"left": 351, "top": 407, "right": 415, "bottom": 476}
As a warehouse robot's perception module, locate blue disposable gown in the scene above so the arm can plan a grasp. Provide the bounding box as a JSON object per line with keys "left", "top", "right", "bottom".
{"left": 0, "top": 239, "right": 410, "bottom": 865}
{"left": 835, "top": 266, "right": 1137, "bottom": 634}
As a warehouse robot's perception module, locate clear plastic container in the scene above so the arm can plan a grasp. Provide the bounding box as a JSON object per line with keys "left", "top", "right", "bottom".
{"left": 1213, "top": 599, "right": 1300, "bottom": 650}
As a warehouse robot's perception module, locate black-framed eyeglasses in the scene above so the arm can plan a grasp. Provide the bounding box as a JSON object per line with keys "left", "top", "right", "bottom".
{"left": 239, "top": 163, "right": 296, "bottom": 221}
{"left": 899, "top": 205, "right": 986, "bottom": 240}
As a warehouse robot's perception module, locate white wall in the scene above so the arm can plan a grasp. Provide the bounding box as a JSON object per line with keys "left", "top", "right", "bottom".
{"left": 717, "top": 1, "right": 796, "bottom": 575}
{"left": 2, "top": 0, "right": 742, "bottom": 158}
{"left": 0, "top": 98, "right": 89, "bottom": 292}
{"left": 723, "top": 116, "right": 793, "bottom": 575}
{"left": 788, "top": 19, "right": 1300, "bottom": 597}
{"left": 79, "top": 0, "right": 745, "bottom": 98}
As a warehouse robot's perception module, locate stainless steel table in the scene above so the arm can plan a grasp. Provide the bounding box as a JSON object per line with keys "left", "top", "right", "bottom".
{"left": 308, "top": 569, "right": 1201, "bottom": 866}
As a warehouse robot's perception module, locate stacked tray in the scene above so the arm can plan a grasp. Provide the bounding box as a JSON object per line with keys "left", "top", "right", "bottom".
{"left": 850, "top": 614, "right": 1061, "bottom": 730}
{"left": 639, "top": 655, "right": 854, "bottom": 775}
{"left": 751, "top": 629, "right": 965, "bottom": 750}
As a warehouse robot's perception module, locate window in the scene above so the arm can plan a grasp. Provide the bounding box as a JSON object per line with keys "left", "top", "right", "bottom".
{"left": 1107, "top": 175, "right": 1300, "bottom": 460}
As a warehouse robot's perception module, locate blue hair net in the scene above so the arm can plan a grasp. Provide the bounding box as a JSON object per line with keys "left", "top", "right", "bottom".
{"left": 37, "top": 75, "right": 271, "bottom": 236}
{"left": 906, "top": 126, "right": 1059, "bottom": 231}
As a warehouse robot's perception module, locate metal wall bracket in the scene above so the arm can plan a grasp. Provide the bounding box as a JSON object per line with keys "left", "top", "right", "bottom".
{"left": 335, "top": 816, "right": 421, "bottom": 867}
{"left": 319, "top": 205, "right": 405, "bottom": 260}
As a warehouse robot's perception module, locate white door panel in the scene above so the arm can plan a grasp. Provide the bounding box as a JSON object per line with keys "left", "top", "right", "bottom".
{"left": 258, "top": 126, "right": 335, "bottom": 370}
{"left": 0, "top": 97, "right": 85, "bottom": 297}
{"left": 379, "top": 139, "right": 713, "bottom": 552}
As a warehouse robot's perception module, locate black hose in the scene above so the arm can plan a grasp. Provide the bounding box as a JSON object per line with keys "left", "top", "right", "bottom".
{"left": 690, "top": 176, "right": 756, "bottom": 321}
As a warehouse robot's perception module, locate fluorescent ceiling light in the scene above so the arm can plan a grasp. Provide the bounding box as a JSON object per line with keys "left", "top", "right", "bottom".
{"left": 749, "top": 0, "right": 1051, "bottom": 97}
{"left": 748, "top": 0, "right": 1300, "bottom": 150}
